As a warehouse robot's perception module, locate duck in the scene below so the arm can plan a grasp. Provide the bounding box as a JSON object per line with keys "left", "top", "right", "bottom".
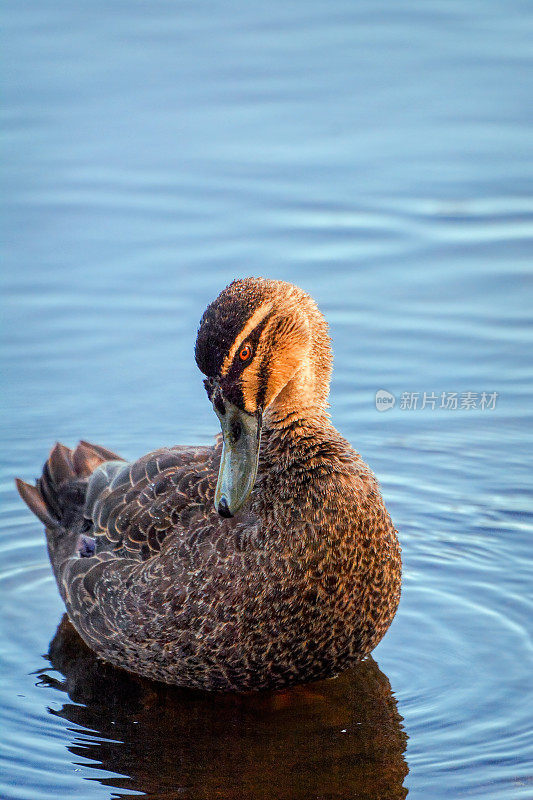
{"left": 16, "top": 277, "right": 401, "bottom": 692}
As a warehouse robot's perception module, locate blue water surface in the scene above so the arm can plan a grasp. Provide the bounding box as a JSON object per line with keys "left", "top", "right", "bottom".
{"left": 1, "top": 1, "right": 532, "bottom": 798}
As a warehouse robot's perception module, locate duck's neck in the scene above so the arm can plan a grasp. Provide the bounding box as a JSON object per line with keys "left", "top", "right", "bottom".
{"left": 255, "top": 391, "right": 344, "bottom": 528}
{"left": 258, "top": 296, "right": 335, "bottom": 472}
{"left": 263, "top": 352, "right": 331, "bottom": 432}
{"left": 258, "top": 368, "right": 339, "bottom": 484}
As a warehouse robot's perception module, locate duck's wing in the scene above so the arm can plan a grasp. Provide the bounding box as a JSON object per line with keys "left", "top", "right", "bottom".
{"left": 17, "top": 439, "right": 261, "bottom": 684}
{"left": 86, "top": 445, "right": 218, "bottom": 561}
{"left": 17, "top": 439, "right": 220, "bottom": 585}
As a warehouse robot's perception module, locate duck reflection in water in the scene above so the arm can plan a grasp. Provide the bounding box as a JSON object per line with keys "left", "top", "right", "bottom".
{"left": 36, "top": 616, "right": 409, "bottom": 800}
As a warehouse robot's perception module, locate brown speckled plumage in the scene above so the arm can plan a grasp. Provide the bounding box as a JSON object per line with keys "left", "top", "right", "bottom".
{"left": 16, "top": 278, "right": 401, "bottom": 691}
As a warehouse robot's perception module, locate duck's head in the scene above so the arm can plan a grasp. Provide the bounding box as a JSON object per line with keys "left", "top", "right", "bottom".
{"left": 195, "top": 278, "right": 332, "bottom": 518}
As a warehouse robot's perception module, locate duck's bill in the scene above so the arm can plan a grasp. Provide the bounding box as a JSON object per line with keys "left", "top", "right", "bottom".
{"left": 213, "top": 400, "right": 262, "bottom": 518}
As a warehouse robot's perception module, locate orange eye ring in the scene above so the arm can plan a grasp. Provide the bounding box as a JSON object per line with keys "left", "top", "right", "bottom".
{"left": 239, "top": 344, "right": 252, "bottom": 362}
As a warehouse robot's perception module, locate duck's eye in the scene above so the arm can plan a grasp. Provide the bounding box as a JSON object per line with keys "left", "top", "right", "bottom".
{"left": 239, "top": 344, "right": 253, "bottom": 362}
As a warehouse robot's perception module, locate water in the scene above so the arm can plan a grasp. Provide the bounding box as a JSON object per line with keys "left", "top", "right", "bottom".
{"left": 1, "top": 1, "right": 532, "bottom": 797}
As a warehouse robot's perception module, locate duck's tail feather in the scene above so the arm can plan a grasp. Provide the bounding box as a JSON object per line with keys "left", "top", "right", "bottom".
{"left": 16, "top": 441, "right": 122, "bottom": 530}
{"left": 15, "top": 477, "right": 58, "bottom": 528}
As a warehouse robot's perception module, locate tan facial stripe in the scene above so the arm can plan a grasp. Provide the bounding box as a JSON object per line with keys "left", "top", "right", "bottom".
{"left": 220, "top": 301, "right": 273, "bottom": 377}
